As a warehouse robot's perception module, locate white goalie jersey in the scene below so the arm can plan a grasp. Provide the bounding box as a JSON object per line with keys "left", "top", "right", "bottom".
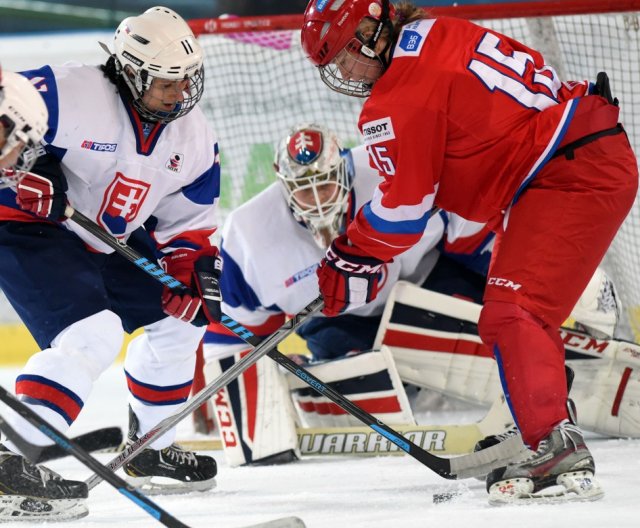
{"left": 204, "top": 145, "right": 492, "bottom": 361}
{"left": 200, "top": 144, "right": 493, "bottom": 467}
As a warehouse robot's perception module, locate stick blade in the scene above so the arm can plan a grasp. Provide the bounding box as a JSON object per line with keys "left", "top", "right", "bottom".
{"left": 35, "top": 427, "right": 123, "bottom": 463}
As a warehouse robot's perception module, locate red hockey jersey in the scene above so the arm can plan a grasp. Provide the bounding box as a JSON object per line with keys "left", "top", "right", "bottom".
{"left": 350, "top": 16, "right": 593, "bottom": 261}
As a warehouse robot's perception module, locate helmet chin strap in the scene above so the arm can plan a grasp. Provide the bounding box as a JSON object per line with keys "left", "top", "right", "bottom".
{"left": 364, "top": 0, "right": 394, "bottom": 71}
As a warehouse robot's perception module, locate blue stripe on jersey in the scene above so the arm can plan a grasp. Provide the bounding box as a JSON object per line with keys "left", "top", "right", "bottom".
{"left": 511, "top": 98, "right": 578, "bottom": 204}
{"left": 362, "top": 201, "right": 431, "bottom": 235}
{"left": 219, "top": 243, "right": 262, "bottom": 311}
{"left": 19, "top": 66, "right": 59, "bottom": 144}
{"left": 182, "top": 144, "right": 220, "bottom": 205}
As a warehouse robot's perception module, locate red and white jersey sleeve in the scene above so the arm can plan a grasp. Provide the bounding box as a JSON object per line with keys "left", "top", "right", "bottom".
{"left": 349, "top": 17, "right": 589, "bottom": 262}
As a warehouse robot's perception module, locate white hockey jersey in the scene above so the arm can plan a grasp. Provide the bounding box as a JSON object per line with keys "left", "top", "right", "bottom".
{"left": 204, "top": 145, "right": 492, "bottom": 360}
{"left": 0, "top": 64, "right": 219, "bottom": 254}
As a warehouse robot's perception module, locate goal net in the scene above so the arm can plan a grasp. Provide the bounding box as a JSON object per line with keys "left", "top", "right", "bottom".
{"left": 190, "top": 0, "right": 640, "bottom": 337}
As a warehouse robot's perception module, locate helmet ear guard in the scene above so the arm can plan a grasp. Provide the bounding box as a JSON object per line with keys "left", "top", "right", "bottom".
{"left": 274, "top": 124, "right": 353, "bottom": 249}
{"left": 109, "top": 6, "right": 205, "bottom": 123}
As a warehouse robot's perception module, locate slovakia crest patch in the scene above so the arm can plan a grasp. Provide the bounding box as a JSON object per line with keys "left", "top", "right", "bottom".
{"left": 287, "top": 128, "right": 323, "bottom": 165}
{"left": 98, "top": 172, "right": 150, "bottom": 236}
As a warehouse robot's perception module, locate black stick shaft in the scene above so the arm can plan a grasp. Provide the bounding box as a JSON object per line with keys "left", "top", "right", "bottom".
{"left": 0, "top": 386, "right": 190, "bottom": 528}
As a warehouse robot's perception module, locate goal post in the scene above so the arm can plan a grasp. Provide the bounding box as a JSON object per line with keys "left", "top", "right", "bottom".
{"left": 188, "top": 0, "right": 640, "bottom": 336}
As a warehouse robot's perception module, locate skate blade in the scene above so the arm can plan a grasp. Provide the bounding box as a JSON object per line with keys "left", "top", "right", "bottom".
{"left": 125, "top": 474, "right": 216, "bottom": 495}
{"left": 0, "top": 496, "right": 88, "bottom": 522}
{"left": 488, "top": 471, "right": 604, "bottom": 505}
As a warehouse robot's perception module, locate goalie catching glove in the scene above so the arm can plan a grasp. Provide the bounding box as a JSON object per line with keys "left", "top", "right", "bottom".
{"left": 161, "top": 247, "right": 223, "bottom": 326}
{"left": 317, "top": 234, "right": 385, "bottom": 316}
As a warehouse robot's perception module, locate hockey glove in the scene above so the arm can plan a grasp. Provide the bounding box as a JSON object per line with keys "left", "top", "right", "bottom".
{"left": 161, "top": 247, "right": 223, "bottom": 326}
{"left": 317, "top": 233, "right": 384, "bottom": 317}
{"left": 16, "top": 171, "right": 68, "bottom": 221}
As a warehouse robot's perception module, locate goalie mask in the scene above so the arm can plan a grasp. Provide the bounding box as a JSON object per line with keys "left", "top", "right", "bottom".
{"left": 112, "top": 6, "right": 204, "bottom": 123}
{"left": 0, "top": 69, "right": 48, "bottom": 186}
{"left": 301, "top": 0, "right": 394, "bottom": 97}
{"left": 275, "top": 124, "right": 353, "bottom": 249}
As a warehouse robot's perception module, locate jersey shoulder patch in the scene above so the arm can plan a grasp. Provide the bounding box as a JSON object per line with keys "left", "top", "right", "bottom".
{"left": 361, "top": 116, "right": 395, "bottom": 146}
{"left": 393, "top": 19, "right": 436, "bottom": 58}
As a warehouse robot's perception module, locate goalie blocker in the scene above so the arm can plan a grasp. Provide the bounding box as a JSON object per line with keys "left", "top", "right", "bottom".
{"left": 375, "top": 275, "right": 640, "bottom": 439}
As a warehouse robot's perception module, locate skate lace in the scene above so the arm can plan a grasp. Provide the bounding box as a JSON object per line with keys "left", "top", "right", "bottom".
{"left": 495, "top": 424, "right": 519, "bottom": 441}
{"left": 557, "top": 422, "right": 583, "bottom": 451}
{"left": 521, "top": 420, "right": 582, "bottom": 462}
{"left": 28, "top": 462, "right": 63, "bottom": 486}
{"left": 162, "top": 444, "right": 198, "bottom": 466}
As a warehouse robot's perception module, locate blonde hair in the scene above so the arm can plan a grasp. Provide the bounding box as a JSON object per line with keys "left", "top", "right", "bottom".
{"left": 392, "top": 2, "right": 428, "bottom": 30}
{"left": 356, "top": 2, "right": 428, "bottom": 48}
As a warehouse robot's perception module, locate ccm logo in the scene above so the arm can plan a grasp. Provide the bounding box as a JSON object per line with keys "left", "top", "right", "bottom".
{"left": 328, "top": 251, "right": 382, "bottom": 274}
{"left": 487, "top": 277, "right": 522, "bottom": 291}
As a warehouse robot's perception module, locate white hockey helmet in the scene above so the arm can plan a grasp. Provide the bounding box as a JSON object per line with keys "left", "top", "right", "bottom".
{"left": 0, "top": 69, "right": 48, "bottom": 183}
{"left": 275, "top": 124, "right": 353, "bottom": 249}
{"left": 112, "top": 6, "right": 204, "bottom": 123}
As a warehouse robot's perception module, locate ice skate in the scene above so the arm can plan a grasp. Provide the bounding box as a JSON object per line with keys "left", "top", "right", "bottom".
{"left": 486, "top": 420, "right": 603, "bottom": 505}
{"left": 123, "top": 407, "right": 217, "bottom": 495}
{"left": 0, "top": 446, "right": 88, "bottom": 522}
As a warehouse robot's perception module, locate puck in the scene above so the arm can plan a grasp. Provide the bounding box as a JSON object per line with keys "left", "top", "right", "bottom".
{"left": 432, "top": 491, "right": 457, "bottom": 504}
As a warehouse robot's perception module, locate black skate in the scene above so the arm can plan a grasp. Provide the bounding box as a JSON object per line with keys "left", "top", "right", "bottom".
{"left": 0, "top": 446, "right": 88, "bottom": 522}
{"left": 124, "top": 407, "right": 217, "bottom": 495}
{"left": 486, "top": 420, "right": 603, "bottom": 505}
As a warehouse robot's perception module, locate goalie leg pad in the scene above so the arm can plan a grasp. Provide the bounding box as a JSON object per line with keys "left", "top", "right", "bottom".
{"left": 287, "top": 347, "right": 415, "bottom": 429}
{"left": 375, "top": 283, "right": 501, "bottom": 405}
{"left": 569, "top": 267, "right": 621, "bottom": 339}
{"left": 204, "top": 353, "right": 300, "bottom": 468}
{"left": 569, "top": 359, "right": 640, "bottom": 437}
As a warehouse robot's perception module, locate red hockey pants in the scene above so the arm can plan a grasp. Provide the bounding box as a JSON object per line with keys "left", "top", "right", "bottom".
{"left": 478, "top": 131, "right": 638, "bottom": 448}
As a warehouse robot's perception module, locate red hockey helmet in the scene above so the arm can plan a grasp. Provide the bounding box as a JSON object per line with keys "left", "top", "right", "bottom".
{"left": 301, "top": 0, "right": 392, "bottom": 67}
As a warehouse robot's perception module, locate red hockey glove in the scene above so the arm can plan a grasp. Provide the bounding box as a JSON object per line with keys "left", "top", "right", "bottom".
{"left": 16, "top": 171, "right": 68, "bottom": 221}
{"left": 161, "top": 247, "right": 223, "bottom": 326}
{"left": 317, "top": 234, "right": 384, "bottom": 317}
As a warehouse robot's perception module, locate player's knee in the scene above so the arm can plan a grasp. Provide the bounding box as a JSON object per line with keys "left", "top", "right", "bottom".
{"left": 53, "top": 309, "right": 124, "bottom": 378}
{"left": 145, "top": 316, "right": 206, "bottom": 360}
{"left": 478, "top": 301, "right": 540, "bottom": 346}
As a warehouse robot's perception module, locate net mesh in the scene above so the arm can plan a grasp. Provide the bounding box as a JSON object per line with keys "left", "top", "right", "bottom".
{"left": 194, "top": 6, "right": 640, "bottom": 337}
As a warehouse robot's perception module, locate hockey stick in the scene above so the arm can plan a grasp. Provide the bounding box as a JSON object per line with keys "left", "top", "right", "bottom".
{"left": 180, "top": 391, "right": 513, "bottom": 456}
{"left": 0, "top": 386, "right": 190, "bottom": 528}
{"left": 266, "top": 349, "right": 522, "bottom": 479}
{"left": 85, "top": 297, "right": 320, "bottom": 491}
{"left": 32, "top": 427, "right": 122, "bottom": 464}
{"left": 69, "top": 205, "right": 519, "bottom": 480}
{"left": 61, "top": 206, "right": 322, "bottom": 488}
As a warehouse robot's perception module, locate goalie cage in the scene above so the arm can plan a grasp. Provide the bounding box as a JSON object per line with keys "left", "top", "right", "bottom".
{"left": 188, "top": 0, "right": 640, "bottom": 337}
